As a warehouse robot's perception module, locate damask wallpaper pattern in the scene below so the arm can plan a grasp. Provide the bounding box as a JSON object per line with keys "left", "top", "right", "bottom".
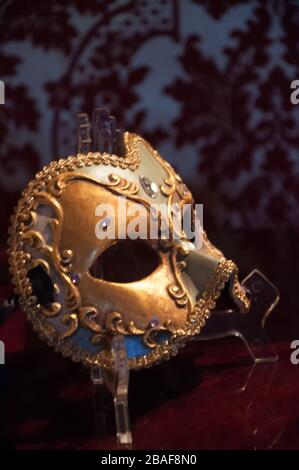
{"left": 0, "top": 0, "right": 299, "bottom": 237}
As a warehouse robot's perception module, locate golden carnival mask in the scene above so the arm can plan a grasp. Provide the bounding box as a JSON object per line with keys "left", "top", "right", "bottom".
{"left": 7, "top": 132, "right": 250, "bottom": 370}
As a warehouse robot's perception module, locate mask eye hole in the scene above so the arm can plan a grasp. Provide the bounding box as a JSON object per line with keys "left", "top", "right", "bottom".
{"left": 28, "top": 265, "right": 54, "bottom": 305}
{"left": 89, "top": 239, "right": 161, "bottom": 283}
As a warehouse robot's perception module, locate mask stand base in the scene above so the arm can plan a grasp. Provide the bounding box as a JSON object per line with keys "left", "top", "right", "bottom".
{"left": 77, "top": 109, "right": 279, "bottom": 446}
{"left": 90, "top": 335, "right": 132, "bottom": 446}
{"left": 89, "top": 269, "right": 279, "bottom": 445}
{"left": 196, "top": 269, "right": 279, "bottom": 363}
{"left": 78, "top": 108, "right": 132, "bottom": 445}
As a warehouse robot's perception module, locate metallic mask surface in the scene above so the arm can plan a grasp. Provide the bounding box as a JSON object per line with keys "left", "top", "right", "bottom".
{"left": 8, "top": 132, "right": 250, "bottom": 370}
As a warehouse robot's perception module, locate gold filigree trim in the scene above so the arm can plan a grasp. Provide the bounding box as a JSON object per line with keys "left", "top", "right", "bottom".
{"left": 61, "top": 313, "right": 79, "bottom": 340}
{"left": 137, "top": 136, "right": 194, "bottom": 239}
{"left": 9, "top": 224, "right": 247, "bottom": 371}
{"left": 167, "top": 247, "right": 192, "bottom": 310}
{"left": 106, "top": 173, "right": 139, "bottom": 195}
{"left": 8, "top": 163, "right": 185, "bottom": 359}
{"left": 7, "top": 132, "right": 250, "bottom": 370}
{"left": 231, "top": 275, "right": 250, "bottom": 313}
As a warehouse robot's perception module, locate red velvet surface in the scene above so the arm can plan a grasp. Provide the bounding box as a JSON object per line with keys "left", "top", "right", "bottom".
{"left": 1, "top": 229, "right": 299, "bottom": 450}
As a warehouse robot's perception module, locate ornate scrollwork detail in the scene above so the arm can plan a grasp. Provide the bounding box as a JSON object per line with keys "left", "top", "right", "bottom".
{"left": 143, "top": 326, "right": 167, "bottom": 348}
{"left": 20, "top": 189, "right": 81, "bottom": 331}
{"left": 65, "top": 283, "right": 80, "bottom": 310}
{"left": 167, "top": 247, "right": 192, "bottom": 311}
{"left": 60, "top": 313, "right": 79, "bottom": 340}
{"left": 22, "top": 230, "right": 45, "bottom": 250}
{"left": 167, "top": 284, "right": 189, "bottom": 307}
{"left": 7, "top": 131, "right": 250, "bottom": 371}
{"left": 48, "top": 177, "right": 67, "bottom": 197}
{"left": 106, "top": 311, "right": 144, "bottom": 336}
{"left": 160, "top": 175, "right": 176, "bottom": 197}
{"left": 141, "top": 142, "right": 194, "bottom": 241}
{"left": 104, "top": 311, "right": 186, "bottom": 349}
{"left": 41, "top": 302, "right": 61, "bottom": 317}
{"left": 78, "top": 306, "right": 102, "bottom": 333}
{"left": 46, "top": 171, "right": 140, "bottom": 207}
{"left": 106, "top": 173, "right": 139, "bottom": 195}
{"left": 60, "top": 249, "right": 73, "bottom": 273}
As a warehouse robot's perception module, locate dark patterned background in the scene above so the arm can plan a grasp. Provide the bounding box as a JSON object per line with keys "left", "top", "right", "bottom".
{"left": 1, "top": 0, "right": 299, "bottom": 244}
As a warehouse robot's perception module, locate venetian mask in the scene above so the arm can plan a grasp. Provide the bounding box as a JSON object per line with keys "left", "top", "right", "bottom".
{"left": 7, "top": 132, "right": 249, "bottom": 370}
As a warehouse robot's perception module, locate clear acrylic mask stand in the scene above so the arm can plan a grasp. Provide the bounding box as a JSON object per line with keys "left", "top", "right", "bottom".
{"left": 78, "top": 109, "right": 132, "bottom": 445}
{"left": 77, "top": 109, "right": 279, "bottom": 446}
{"left": 197, "top": 269, "right": 279, "bottom": 364}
